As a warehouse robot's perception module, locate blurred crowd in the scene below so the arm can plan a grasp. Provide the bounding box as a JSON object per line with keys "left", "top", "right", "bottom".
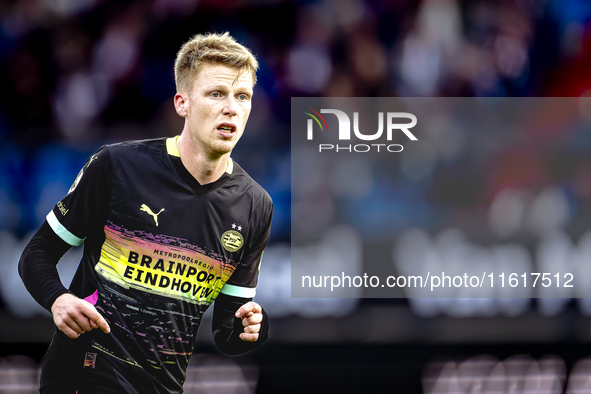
{"left": 424, "top": 354, "right": 589, "bottom": 394}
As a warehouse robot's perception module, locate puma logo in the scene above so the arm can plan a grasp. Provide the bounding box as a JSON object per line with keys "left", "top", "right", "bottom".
{"left": 140, "top": 204, "right": 165, "bottom": 226}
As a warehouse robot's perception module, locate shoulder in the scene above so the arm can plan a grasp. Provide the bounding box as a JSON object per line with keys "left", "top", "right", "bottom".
{"left": 230, "top": 160, "right": 273, "bottom": 208}
{"left": 102, "top": 137, "right": 167, "bottom": 159}
{"left": 98, "top": 138, "right": 168, "bottom": 174}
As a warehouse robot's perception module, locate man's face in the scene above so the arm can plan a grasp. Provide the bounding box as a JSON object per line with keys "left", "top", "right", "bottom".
{"left": 178, "top": 63, "right": 254, "bottom": 158}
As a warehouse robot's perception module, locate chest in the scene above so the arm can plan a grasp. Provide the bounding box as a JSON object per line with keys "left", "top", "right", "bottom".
{"left": 106, "top": 161, "right": 254, "bottom": 266}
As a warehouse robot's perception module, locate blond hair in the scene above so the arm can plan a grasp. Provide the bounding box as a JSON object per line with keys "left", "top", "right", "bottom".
{"left": 174, "top": 32, "right": 259, "bottom": 93}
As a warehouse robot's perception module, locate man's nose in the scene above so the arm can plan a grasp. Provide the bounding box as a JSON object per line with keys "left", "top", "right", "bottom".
{"left": 223, "top": 98, "right": 237, "bottom": 116}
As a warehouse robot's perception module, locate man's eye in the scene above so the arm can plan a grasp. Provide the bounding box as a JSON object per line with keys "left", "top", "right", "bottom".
{"left": 211, "top": 92, "right": 221, "bottom": 98}
{"left": 238, "top": 94, "right": 248, "bottom": 100}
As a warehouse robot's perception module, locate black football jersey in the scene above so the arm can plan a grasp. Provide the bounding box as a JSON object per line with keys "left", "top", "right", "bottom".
{"left": 41, "top": 136, "right": 273, "bottom": 393}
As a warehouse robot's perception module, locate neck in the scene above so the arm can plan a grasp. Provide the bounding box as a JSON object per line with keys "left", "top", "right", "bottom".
{"left": 176, "top": 133, "right": 230, "bottom": 185}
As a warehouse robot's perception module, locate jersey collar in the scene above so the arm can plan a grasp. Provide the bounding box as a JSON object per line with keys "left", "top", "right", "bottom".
{"left": 166, "top": 136, "right": 234, "bottom": 175}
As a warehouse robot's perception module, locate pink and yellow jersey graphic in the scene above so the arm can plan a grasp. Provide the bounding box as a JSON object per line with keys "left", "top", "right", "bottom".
{"left": 95, "top": 223, "right": 237, "bottom": 306}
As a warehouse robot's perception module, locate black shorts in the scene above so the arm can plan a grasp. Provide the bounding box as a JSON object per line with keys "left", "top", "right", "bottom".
{"left": 40, "top": 333, "right": 141, "bottom": 394}
{"left": 40, "top": 383, "right": 122, "bottom": 394}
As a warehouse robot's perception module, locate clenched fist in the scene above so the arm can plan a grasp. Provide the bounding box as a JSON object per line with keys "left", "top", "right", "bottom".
{"left": 235, "top": 301, "right": 263, "bottom": 342}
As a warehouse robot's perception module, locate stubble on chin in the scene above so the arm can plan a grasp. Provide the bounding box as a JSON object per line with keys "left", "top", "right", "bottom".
{"left": 203, "top": 138, "right": 236, "bottom": 160}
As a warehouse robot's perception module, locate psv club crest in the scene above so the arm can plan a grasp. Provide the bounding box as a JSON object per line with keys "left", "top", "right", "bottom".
{"left": 221, "top": 224, "right": 244, "bottom": 252}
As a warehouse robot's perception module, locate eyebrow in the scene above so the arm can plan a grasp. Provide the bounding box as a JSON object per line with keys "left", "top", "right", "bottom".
{"left": 208, "top": 84, "right": 229, "bottom": 91}
{"left": 207, "top": 83, "right": 252, "bottom": 91}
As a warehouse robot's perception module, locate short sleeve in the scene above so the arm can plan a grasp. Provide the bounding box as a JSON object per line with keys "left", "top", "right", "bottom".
{"left": 46, "top": 146, "right": 112, "bottom": 246}
{"left": 220, "top": 195, "right": 273, "bottom": 298}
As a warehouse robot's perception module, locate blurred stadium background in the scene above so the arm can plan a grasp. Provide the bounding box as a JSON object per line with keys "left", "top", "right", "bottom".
{"left": 1, "top": 0, "right": 591, "bottom": 392}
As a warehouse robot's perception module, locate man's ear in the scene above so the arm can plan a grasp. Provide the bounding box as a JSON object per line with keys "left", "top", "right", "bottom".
{"left": 174, "top": 92, "right": 188, "bottom": 117}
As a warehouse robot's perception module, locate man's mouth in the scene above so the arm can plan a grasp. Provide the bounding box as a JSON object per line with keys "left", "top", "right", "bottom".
{"left": 217, "top": 123, "right": 237, "bottom": 134}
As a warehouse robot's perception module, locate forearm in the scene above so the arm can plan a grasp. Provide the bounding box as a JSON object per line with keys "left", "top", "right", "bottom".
{"left": 212, "top": 294, "right": 269, "bottom": 356}
{"left": 18, "top": 221, "right": 72, "bottom": 311}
